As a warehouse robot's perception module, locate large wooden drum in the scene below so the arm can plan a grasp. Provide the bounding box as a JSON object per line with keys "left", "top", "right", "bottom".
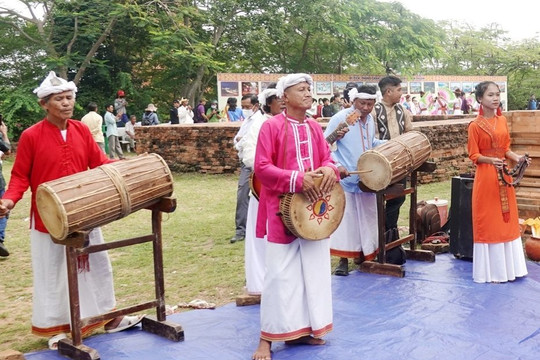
{"left": 357, "top": 131, "right": 431, "bottom": 191}
{"left": 279, "top": 177, "right": 345, "bottom": 241}
{"left": 36, "top": 153, "right": 174, "bottom": 241}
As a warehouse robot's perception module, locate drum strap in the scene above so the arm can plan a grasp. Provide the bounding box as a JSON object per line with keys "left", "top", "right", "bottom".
{"left": 100, "top": 164, "right": 132, "bottom": 218}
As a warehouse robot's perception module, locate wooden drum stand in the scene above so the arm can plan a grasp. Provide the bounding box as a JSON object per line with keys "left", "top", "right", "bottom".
{"left": 54, "top": 197, "right": 183, "bottom": 360}
{"left": 359, "top": 162, "right": 437, "bottom": 277}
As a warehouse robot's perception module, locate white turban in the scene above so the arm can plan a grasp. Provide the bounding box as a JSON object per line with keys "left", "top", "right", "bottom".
{"left": 258, "top": 88, "right": 279, "bottom": 105}
{"left": 33, "top": 71, "right": 77, "bottom": 99}
{"left": 348, "top": 88, "right": 377, "bottom": 102}
{"left": 276, "top": 73, "right": 313, "bottom": 97}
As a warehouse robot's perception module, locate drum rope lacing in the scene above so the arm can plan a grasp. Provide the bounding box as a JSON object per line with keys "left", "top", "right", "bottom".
{"left": 390, "top": 138, "right": 415, "bottom": 171}
{"left": 99, "top": 164, "right": 132, "bottom": 218}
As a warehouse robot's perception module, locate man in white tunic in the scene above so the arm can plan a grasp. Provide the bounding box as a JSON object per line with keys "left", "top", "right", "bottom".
{"left": 241, "top": 86, "right": 282, "bottom": 298}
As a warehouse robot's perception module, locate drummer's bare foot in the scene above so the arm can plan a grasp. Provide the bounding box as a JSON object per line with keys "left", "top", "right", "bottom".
{"left": 252, "top": 339, "right": 272, "bottom": 360}
{"left": 285, "top": 335, "right": 326, "bottom": 346}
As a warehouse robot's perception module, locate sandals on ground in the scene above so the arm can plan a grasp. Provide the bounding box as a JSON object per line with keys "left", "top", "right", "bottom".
{"left": 105, "top": 314, "right": 145, "bottom": 333}
{"left": 48, "top": 333, "right": 68, "bottom": 350}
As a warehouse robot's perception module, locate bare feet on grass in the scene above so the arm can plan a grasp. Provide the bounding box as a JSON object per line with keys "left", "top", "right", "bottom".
{"left": 285, "top": 335, "right": 326, "bottom": 346}
{"left": 252, "top": 339, "right": 272, "bottom": 360}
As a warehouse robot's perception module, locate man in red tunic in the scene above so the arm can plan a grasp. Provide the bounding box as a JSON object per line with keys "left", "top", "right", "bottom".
{"left": 0, "top": 71, "right": 143, "bottom": 349}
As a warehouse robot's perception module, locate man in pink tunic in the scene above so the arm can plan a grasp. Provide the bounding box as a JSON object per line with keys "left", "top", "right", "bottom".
{"left": 252, "top": 74, "right": 339, "bottom": 360}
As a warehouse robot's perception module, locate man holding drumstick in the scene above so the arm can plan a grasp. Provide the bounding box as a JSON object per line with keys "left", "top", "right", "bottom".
{"left": 0, "top": 71, "right": 143, "bottom": 350}
{"left": 324, "top": 85, "right": 385, "bottom": 276}
{"left": 252, "top": 73, "right": 339, "bottom": 360}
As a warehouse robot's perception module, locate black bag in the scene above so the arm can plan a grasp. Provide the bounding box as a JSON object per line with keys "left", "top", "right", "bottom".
{"left": 384, "top": 227, "right": 406, "bottom": 265}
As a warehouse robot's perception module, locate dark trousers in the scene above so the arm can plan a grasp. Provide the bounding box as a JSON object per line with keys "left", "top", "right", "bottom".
{"left": 234, "top": 163, "right": 251, "bottom": 237}
{"left": 385, "top": 178, "right": 407, "bottom": 231}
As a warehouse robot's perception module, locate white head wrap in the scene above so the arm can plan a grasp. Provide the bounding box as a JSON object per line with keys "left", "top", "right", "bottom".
{"left": 276, "top": 73, "right": 313, "bottom": 97}
{"left": 349, "top": 87, "right": 377, "bottom": 102}
{"left": 258, "top": 88, "right": 279, "bottom": 106}
{"left": 33, "top": 71, "right": 77, "bottom": 99}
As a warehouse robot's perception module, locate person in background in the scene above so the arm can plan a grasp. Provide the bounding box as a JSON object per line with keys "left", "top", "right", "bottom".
{"left": 467, "top": 81, "right": 529, "bottom": 283}
{"left": 124, "top": 115, "right": 139, "bottom": 152}
{"left": 307, "top": 98, "right": 318, "bottom": 118}
{"left": 371, "top": 75, "right": 413, "bottom": 263}
{"left": 410, "top": 96, "right": 422, "bottom": 115}
{"left": 169, "top": 99, "right": 180, "bottom": 124}
{"left": 141, "top": 103, "right": 159, "bottom": 126}
{"left": 434, "top": 90, "right": 448, "bottom": 115}
{"left": 527, "top": 94, "right": 537, "bottom": 110}
{"left": 0, "top": 71, "right": 143, "bottom": 349}
{"left": 194, "top": 98, "right": 208, "bottom": 123}
{"left": 402, "top": 94, "right": 412, "bottom": 112}
{"left": 81, "top": 102, "right": 105, "bottom": 153}
{"left": 178, "top": 98, "right": 194, "bottom": 124}
{"left": 241, "top": 85, "right": 282, "bottom": 300}
{"left": 453, "top": 89, "right": 463, "bottom": 115}
{"left": 231, "top": 95, "right": 259, "bottom": 244}
{"left": 330, "top": 94, "right": 342, "bottom": 116}
{"left": 252, "top": 73, "right": 339, "bottom": 360}
{"left": 461, "top": 92, "right": 471, "bottom": 114}
{"left": 105, "top": 104, "right": 125, "bottom": 160}
{"left": 240, "top": 95, "right": 254, "bottom": 120}
{"left": 322, "top": 98, "right": 333, "bottom": 117}
{"left": 206, "top": 100, "right": 221, "bottom": 122}
{"left": 0, "top": 115, "right": 11, "bottom": 257}
{"left": 114, "top": 90, "right": 129, "bottom": 126}
{"left": 227, "top": 97, "right": 244, "bottom": 122}
{"left": 316, "top": 98, "right": 324, "bottom": 119}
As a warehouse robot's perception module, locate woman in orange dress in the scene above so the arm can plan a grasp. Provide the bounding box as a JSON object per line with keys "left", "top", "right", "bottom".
{"left": 467, "top": 81, "right": 530, "bottom": 283}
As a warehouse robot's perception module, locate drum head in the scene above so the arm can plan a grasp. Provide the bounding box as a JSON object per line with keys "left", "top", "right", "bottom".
{"left": 36, "top": 184, "right": 69, "bottom": 241}
{"left": 285, "top": 184, "right": 345, "bottom": 240}
{"left": 357, "top": 151, "right": 393, "bottom": 191}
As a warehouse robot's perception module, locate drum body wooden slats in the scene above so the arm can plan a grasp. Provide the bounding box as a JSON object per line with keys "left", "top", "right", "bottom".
{"left": 357, "top": 131, "right": 431, "bottom": 191}
{"left": 36, "top": 153, "right": 174, "bottom": 241}
{"left": 279, "top": 180, "right": 345, "bottom": 241}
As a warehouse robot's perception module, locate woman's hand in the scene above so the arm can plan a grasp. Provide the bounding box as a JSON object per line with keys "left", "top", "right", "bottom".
{"left": 491, "top": 157, "right": 504, "bottom": 170}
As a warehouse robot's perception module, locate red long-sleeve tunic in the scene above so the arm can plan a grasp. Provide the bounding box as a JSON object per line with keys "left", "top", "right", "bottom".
{"left": 3, "top": 118, "right": 112, "bottom": 233}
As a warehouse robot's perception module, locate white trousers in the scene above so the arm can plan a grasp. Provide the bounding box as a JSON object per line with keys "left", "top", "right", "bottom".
{"left": 31, "top": 227, "right": 116, "bottom": 336}
{"left": 330, "top": 191, "right": 378, "bottom": 260}
{"left": 245, "top": 196, "right": 266, "bottom": 295}
{"left": 260, "top": 238, "right": 333, "bottom": 341}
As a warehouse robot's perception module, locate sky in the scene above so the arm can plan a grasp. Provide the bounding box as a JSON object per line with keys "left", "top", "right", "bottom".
{"left": 379, "top": 0, "right": 539, "bottom": 41}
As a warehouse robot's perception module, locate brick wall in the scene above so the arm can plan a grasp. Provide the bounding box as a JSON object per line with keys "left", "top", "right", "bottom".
{"left": 134, "top": 113, "right": 535, "bottom": 185}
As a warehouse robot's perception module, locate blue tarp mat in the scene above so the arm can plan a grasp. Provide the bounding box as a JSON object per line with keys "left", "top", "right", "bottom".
{"left": 26, "top": 254, "right": 540, "bottom": 360}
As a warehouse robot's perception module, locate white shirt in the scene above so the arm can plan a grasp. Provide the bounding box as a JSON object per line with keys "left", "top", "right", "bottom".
{"left": 242, "top": 113, "right": 271, "bottom": 169}
{"left": 178, "top": 106, "right": 194, "bottom": 124}
{"left": 124, "top": 121, "right": 139, "bottom": 138}
{"left": 234, "top": 110, "right": 264, "bottom": 163}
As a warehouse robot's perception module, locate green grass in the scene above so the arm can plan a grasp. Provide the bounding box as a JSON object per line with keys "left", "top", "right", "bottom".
{"left": 0, "top": 157, "right": 452, "bottom": 353}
